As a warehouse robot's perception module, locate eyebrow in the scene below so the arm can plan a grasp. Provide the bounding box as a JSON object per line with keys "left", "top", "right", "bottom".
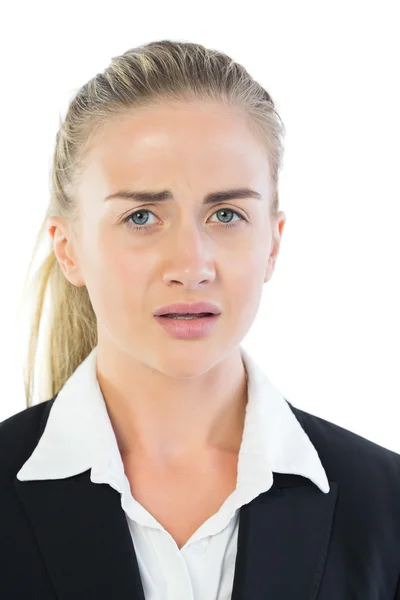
{"left": 104, "top": 187, "right": 263, "bottom": 204}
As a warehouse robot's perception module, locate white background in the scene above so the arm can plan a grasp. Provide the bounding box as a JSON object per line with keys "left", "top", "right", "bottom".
{"left": 0, "top": 1, "right": 399, "bottom": 451}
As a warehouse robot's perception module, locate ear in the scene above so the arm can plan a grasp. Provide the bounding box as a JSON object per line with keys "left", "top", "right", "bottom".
{"left": 264, "top": 212, "right": 286, "bottom": 283}
{"left": 47, "top": 217, "right": 85, "bottom": 287}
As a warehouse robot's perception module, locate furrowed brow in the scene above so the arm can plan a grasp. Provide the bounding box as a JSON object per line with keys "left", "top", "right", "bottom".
{"left": 104, "top": 187, "right": 263, "bottom": 204}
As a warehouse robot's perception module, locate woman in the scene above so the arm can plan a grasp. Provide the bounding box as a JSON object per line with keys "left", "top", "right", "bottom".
{"left": 1, "top": 39, "right": 400, "bottom": 599}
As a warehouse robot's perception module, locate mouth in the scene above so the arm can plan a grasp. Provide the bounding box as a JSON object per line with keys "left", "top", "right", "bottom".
{"left": 158, "top": 312, "right": 215, "bottom": 319}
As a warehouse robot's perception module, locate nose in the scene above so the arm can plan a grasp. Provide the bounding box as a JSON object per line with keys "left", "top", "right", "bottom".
{"left": 161, "top": 223, "right": 216, "bottom": 286}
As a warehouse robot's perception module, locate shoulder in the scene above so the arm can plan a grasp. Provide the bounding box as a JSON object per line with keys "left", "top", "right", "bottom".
{"left": 287, "top": 400, "right": 400, "bottom": 492}
{"left": 0, "top": 398, "right": 56, "bottom": 479}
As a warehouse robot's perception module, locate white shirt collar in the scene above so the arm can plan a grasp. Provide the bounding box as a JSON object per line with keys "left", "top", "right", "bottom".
{"left": 17, "top": 345, "right": 330, "bottom": 497}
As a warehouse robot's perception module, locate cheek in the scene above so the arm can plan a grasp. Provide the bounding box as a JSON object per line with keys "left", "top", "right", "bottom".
{"left": 236, "top": 260, "right": 266, "bottom": 311}
{"left": 230, "top": 245, "right": 267, "bottom": 291}
{"left": 228, "top": 249, "right": 268, "bottom": 322}
{"left": 101, "top": 248, "right": 149, "bottom": 311}
{"left": 81, "top": 234, "right": 147, "bottom": 314}
{"left": 112, "top": 251, "right": 144, "bottom": 282}
{"left": 94, "top": 228, "right": 145, "bottom": 281}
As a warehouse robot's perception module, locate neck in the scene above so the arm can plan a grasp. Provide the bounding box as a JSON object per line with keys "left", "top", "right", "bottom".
{"left": 95, "top": 342, "right": 248, "bottom": 466}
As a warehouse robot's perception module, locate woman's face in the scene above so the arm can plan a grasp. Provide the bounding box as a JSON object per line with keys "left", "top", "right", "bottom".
{"left": 50, "top": 100, "right": 286, "bottom": 372}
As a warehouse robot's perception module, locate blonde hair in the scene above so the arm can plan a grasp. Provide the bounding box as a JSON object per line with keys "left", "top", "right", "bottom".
{"left": 15, "top": 39, "right": 286, "bottom": 409}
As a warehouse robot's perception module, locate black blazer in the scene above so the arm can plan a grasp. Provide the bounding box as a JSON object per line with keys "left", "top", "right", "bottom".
{"left": 2, "top": 394, "right": 400, "bottom": 599}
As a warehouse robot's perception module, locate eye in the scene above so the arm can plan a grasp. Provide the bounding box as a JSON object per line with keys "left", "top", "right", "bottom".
{"left": 122, "top": 207, "right": 247, "bottom": 232}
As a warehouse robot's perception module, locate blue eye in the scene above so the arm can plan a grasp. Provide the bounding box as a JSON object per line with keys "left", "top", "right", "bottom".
{"left": 122, "top": 207, "right": 247, "bottom": 232}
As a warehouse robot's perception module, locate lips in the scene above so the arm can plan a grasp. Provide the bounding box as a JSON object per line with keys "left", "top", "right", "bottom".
{"left": 154, "top": 311, "right": 220, "bottom": 338}
{"left": 153, "top": 301, "right": 221, "bottom": 317}
{"left": 159, "top": 313, "right": 213, "bottom": 318}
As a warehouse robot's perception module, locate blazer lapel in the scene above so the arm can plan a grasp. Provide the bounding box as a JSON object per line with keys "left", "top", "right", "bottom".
{"left": 14, "top": 469, "right": 338, "bottom": 600}
{"left": 232, "top": 473, "right": 338, "bottom": 599}
{"left": 14, "top": 471, "right": 146, "bottom": 600}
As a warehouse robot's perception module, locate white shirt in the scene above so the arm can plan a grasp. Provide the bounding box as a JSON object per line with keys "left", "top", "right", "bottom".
{"left": 17, "top": 345, "right": 330, "bottom": 600}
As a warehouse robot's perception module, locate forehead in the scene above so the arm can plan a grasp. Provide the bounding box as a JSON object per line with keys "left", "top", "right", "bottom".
{"left": 82, "top": 101, "right": 271, "bottom": 192}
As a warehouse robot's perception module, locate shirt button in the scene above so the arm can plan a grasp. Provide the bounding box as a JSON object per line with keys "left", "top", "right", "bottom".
{"left": 190, "top": 539, "right": 209, "bottom": 552}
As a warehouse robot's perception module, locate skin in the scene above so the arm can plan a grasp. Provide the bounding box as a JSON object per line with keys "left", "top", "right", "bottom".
{"left": 47, "top": 100, "right": 286, "bottom": 471}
